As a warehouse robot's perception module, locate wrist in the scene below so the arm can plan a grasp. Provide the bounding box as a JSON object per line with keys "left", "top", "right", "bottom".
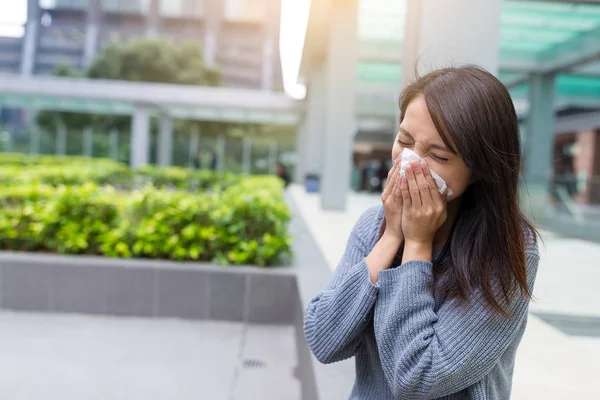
{"left": 382, "top": 230, "right": 404, "bottom": 245}
{"left": 402, "top": 240, "right": 433, "bottom": 264}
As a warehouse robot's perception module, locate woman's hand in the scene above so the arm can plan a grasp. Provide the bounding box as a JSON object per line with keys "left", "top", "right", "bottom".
{"left": 381, "top": 157, "right": 404, "bottom": 242}
{"left": 365, "top": 157, "right": 404, "bottom": 283}
{"left": 400, "top": 161, "right": 447, "bottom": 260}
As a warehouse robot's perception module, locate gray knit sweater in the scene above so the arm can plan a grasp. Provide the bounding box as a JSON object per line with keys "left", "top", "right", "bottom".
{"left": 304, "top": 206, "right": 539, "bottom": 399}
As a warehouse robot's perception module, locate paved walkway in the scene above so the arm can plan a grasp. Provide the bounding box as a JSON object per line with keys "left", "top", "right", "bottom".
{"left": 0, "top": 312, "right": 299, "bottom": 400}
{"left": 289, "top": 184, "right": 600, "bottom": 399}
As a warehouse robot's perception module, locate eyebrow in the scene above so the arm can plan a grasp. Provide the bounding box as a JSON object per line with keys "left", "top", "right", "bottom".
{"left": 399, "top": 127, "right": 456, "bottom": 154}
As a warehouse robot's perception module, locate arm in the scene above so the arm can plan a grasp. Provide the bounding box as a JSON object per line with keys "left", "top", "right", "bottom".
{"left": 304, "top": 206, "right": 401, "bottom": 364}
{"left": 373, "top": 247, "right": 539, "bottom": 399}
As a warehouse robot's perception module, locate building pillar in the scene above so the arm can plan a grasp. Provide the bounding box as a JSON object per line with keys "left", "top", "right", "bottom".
{"left": 402, "top": 0, "right": 502, "bottom": 86}
{"left": 294, "top": 117, "right": 307, "bottom": 183}
{"left": 204, "top": 0, "right": 223, "bottom": 67}
{"left": 188, "top": 127, "right": 200, "bottom": 168}
{"left": 261, "top": 39, "right": 275, "bottom": 91}
{"left": 56, "top": 122, "right": 67, "bottom": 155}
{"left": 157, "top": 116, "right": 173, "bottom": 166}
{"left": 109, "top": 129, "right": 119, "bottom": 160}
{"left": 574, "top": 130, "right": 599, "bottom": 204}
{"left": 131, "top": 105, "right": 150, "bottom": 168}
{"left": 320, "top": 0, "right": 359, "bottom": 210}
{"left": 268, "top": 140, "right": 278, "bottom": 175}
{"left": 301, "top": 66, "right": 327, "bottom": 183}
{"left": 83, "top": 0, "right": 101, "bottom": 68}
{"left": 523, "top": 72, "right": 556, "bottom": 220}
{"left": 21, "top": 0, "right": 39, "bottom": 76}
{"left": 29, "top": 124, "right": 40, "bottom": 154}
{"left": 216, "top": 135, "right": 226, "bottom": 172}
{"left": 147, "top": 0, "right": 160, "bottom": 38}
{"left": 83, "top": 127, "right": 93, "bottom": 157}
{"left": 242, "top": 137, "right": 252, "bottom": 174}
{"left": 261, "top": 0, "right": 280, "bottom": 91}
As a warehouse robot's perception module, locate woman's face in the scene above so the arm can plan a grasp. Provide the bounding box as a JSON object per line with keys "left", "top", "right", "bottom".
{"left": 392, "top": 94, "right": 472, "bottom": 201}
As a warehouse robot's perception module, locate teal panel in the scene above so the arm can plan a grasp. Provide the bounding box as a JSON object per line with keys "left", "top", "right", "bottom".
{"left": 0, "top": 94, "right": 134, "bottom": 115}
{"left": 356, "top": 61, "right": 402, "bottom": 85}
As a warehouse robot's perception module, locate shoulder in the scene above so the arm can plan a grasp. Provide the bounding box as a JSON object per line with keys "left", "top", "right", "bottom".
{"left": 521, "top": 224, "right": 540, "bottom": 285}
{"left": 351, "top": 205, "right": 384, "bottom": 250}
{"left": 521, "top": 224, "right": 540, "bottom": 260}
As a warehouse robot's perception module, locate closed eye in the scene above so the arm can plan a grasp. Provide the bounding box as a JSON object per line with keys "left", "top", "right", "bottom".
{"left": 430, "top": 154, "right": 449, "bottom": 162}
{"left": 397, "top": 139, "right": 412, "bottom": 147}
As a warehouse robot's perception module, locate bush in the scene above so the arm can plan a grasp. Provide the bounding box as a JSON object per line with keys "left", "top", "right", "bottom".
{"left": 0, "top": 154, "right": 242, "bottom": 191}
{"left": 0, "top": 154, "right": 292, "bottom": 266}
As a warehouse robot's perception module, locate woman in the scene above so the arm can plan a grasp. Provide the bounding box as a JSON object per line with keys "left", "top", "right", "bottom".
{"left": 304, "top": 66, "right": 539, "bottom": 400}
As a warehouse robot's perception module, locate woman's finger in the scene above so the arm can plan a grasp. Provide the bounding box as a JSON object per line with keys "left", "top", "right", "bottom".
{"left": 405, "top": 164, "right": 422, "bottom": 208}
{"left": 421, "top": 162, "right": 442, "bottom": 206}
{"left": 400, "top": 174, "right": 411, "bottom": 209}
{"left": 414, "top": 162, "right": 434, "bottom": 208}
{"left": 393, "top": 172, "right": 403, "bottom": 203}
{"left": 383, "top": 160, "right": 399, "bottom": 198}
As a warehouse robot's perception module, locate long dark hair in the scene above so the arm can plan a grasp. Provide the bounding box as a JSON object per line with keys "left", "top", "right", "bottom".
{"left": 383, "top": 66, "right": 537, "bottom": 317}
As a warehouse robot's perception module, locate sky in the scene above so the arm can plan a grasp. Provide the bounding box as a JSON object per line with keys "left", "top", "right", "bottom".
{"left": 0, "top": 0, "right": 309, "bottom": 98}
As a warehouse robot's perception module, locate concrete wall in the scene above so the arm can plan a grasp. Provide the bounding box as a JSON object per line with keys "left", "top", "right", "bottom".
{"left": 0, "top": 252, "right": 297, "bottom": 325}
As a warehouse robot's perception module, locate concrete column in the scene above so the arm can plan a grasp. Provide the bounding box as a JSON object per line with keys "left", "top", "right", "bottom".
{"left": 261, "top": 0, "right": 280, "bottom": 90}
{"left": 83, "top": 0, "right": 101, "bottom": 68}
{"left": 204, "top": 0, "right": 223, "bottom": 67}
{"left": 268, "top": 140, "right": 278, "bottom": 175}
{"left": 242, "top": 137, "right": 252, "bottom": 174}
{"left": 147, "top": 0, "right": 160, "bottom": 38}
{"left": 29, "top": 125, "right": 40, "bottom": 154}
{"left": 83, "top": 128, "right": 93, "bottom": 157}
{"left": 109, "top": 129, "right": 119, "bottom": 160}
{"left": 131, "top": 105, "right": 150, "bottom": 168}
{"left": 302, "top": 66, "right": 327, "bottom": 181}
{"left": 294, "top": 118, "right": 307, "bottom": 183}
{"left": 56, "top": 122, "right": 67, "bottom": 155}
{"left": 402, "top": 0, "right": 502, "bottom": 86}
{"left": 261, "top": 38, "right": 275, "bottom": 91}
{"left": 157, "top": 116, "right": 173, "bottom": 166}
{"left": 523, "top": 73, "right": 556, "bottom": 220}
{"left": 320, "top": 0, "right": 359, "bottom": 210}
{"left": 188, "top": 127, "right": 200, "bottom": 168}
{"left": 216, "top": 135, "right": 226, "bottom": 172}
{"left": 21, "top": 0, "right": 40, "bottom": 76}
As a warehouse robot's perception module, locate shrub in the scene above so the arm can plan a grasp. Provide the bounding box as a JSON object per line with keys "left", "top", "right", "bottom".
{"left": 0, "top": 177, "right": 291, "bottom": 266}
{"left": 135, "top": 165, "right": 242, "bottom": 191}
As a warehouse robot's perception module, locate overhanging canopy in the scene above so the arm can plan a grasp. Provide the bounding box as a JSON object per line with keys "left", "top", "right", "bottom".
{"left": 299, "top": 0, "right": 600, "bottom": 121}
{"left": 0, "top": 74, "right": 301, "bottom": 125}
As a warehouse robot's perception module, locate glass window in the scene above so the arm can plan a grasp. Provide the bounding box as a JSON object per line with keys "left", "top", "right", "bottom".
{"left": 101, "top": 0, "right": 150, "bottom": 14}
{"left": 40, "top": 0, "right": 89, "bottom": 10}
{"left": 225, "top": 0, "right": 266, "bottom": 22}
{"left": 160, "top": 0, "right": 204, "bottom": 18}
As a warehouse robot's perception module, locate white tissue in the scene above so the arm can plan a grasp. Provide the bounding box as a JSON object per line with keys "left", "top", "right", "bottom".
{"left": 398, "top": 148, "right": 453, "bottom": 197}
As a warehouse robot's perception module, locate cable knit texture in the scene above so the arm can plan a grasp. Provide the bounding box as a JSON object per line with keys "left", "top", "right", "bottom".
{"left": 304, "top": 205, "right": 539, "bottom": 399}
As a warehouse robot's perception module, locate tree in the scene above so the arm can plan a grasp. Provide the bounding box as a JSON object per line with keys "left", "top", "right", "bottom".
{"left": 37, "top": 38, "right": 221, "bottom": 134}
{"left": 87, "top": 38, "right": 220, "bottom": 86}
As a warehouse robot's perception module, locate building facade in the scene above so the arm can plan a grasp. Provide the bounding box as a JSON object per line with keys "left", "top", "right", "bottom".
{"left": 0, "top": 0, "right": 283, "bottom": 90}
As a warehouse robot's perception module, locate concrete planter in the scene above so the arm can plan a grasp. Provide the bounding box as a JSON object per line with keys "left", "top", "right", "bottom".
{"left": 0, "top": 252, "right": 298, "bottom": 325}
{"left": 0, "top": 193, "right": 350, "bottom": 399}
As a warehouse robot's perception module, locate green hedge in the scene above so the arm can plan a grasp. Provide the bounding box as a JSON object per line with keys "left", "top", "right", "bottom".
{"left": 0, "top": 154, "right": 292, "bottom": 266}
{"left": 0, "top": 153, "right": 243, "bottom": 190}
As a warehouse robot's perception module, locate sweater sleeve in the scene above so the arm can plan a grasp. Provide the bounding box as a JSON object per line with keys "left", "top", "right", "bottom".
{"left": 373, "top": 246, "right": 540, "bottom": 399}
{"left": 304, "top": 206, "right": 382, "bottom": 364}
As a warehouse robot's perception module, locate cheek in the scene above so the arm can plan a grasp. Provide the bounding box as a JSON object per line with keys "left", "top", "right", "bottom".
{"left": 434, "top": 165, "right": 471, "bottom": 198}
{"left": 391, "top": 143, "right": 403, "bottom": 161}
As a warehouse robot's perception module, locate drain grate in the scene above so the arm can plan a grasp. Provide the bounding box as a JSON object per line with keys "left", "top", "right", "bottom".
{"left": 242, "top": 358, "right": 267, "bottom": 369}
